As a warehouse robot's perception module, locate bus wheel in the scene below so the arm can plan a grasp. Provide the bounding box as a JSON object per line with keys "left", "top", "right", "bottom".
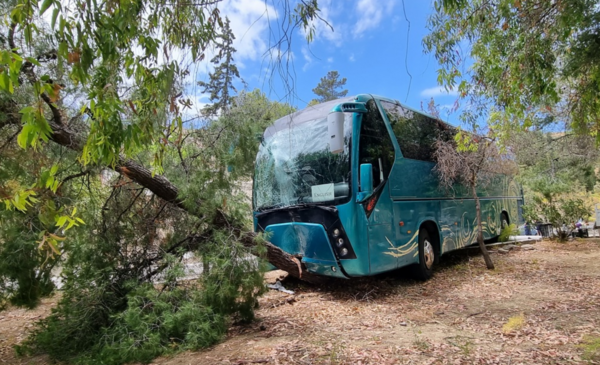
{"left": 412, "top": 228, "right": 435, "bottom": 281}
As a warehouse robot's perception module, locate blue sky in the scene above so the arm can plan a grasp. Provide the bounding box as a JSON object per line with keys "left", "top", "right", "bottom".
{"left": 193, "top": 0, "right": 460, "bottom": 124}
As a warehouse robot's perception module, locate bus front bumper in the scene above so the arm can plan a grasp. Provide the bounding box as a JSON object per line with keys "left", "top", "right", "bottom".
{"left": 264, "top": 223, "right": 348, "bottom": 279}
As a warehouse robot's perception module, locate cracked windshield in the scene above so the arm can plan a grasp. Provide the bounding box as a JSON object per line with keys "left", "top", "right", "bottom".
{"left": 254, "top": 102, "right": 353, "bottom": 211}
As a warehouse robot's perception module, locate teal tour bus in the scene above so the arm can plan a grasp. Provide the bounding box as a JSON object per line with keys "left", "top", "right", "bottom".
{"left": 252, "top": 94, "right": 522, "bottom": 280}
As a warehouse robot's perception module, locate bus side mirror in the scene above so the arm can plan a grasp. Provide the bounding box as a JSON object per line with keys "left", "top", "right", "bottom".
{"left": 360, "top": 163, "right": 374, "bottom": 195}
{"left": 327, "top": 111, "right": 345, "bottom": 154}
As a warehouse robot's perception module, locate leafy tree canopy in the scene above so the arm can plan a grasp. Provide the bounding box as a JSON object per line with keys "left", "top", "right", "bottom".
{"left": 0, "top": 0, "right": 318, "bottom": 361}
{"left": 311, "top": 70, "right": 348, "bottom": 104}
{"left": 424, "top": 0, "right": 600, "bottom": 140}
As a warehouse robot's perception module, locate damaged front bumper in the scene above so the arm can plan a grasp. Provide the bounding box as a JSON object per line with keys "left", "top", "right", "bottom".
{"left": 264, "top": 222, "right": 348, "bottom": 279}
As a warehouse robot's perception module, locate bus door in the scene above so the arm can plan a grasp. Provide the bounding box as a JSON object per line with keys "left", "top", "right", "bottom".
{"left": 358, "top": 99, "right": 398, "bottom": 274}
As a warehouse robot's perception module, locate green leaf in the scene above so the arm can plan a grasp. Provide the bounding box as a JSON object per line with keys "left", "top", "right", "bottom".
{"left": 51, "top": 8, "right": 59, "bottom": 29}
{"left": 56, "top": 216, "right": 68, "bottom": 228}
{"left": 58, "top": 41, "right": 68, "bottom": 59}
{"left": 17, "top": 123, "right": 34, "bottom": 149}
{"left": 0, "top": 73, "right": 9, "bottom": 93}
{"left": 40, "top": 0, "right": 53, "bottom": 15}
{"left": 24, "top": 25, "right": 32, "bottom": 44}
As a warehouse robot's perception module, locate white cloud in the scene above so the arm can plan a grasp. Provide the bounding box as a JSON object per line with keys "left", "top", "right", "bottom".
{"left": 327, "top": 57, "right": 334, "bottom": 63}
{"left": 349, "top": 54, "right": 355, "bottom": 62}
{"left": 219, "top": 0, "right": 278, "bottom": 63}
{"left": 301, "top": 46, "right": 314, "bottom": 72}
{"left": 353, "top": 0, "right": 396, "bottom": 37}
{"left": 420, "top": 86, "right": 459, "bottom": 98}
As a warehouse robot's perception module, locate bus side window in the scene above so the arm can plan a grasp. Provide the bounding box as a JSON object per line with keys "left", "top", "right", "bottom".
{"left": 380, "top": 100, "right": 456, "bottom": 162}
{"left": 359, "top": 100, "right": 395, "bottom": 188}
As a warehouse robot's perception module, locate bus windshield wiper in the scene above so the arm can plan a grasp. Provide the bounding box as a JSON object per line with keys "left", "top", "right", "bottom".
{"left": 257, "top": 203, "right": 286, "bottom": 212}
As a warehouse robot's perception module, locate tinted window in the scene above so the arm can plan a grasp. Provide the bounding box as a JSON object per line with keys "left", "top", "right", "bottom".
{"left": 358, "top": 100, "right": 395, "bottom": 188}
{"left": 380, "top": 100, "right": 456, "bottom": 162}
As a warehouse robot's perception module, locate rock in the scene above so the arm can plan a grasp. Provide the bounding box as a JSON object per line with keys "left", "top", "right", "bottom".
{"left": 264, "top": 269, "right": 289, "bottom": 284}
{"left": 521, "top": 244, "right": 535, "bottom": 251}
{"left": 267, "top": 280, "right": 295, "bottom": 295}
{"left": 504, "top": 244, "right": 517, "bottom": 250}
{"left": 498, "top": 248, "right": 510, "bottom": 254}
{"left": 400, "top": 322, "right": 407, "bottom": 326}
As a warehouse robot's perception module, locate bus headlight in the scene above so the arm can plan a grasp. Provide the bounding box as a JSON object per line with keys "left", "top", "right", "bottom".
{"left": 336, "top": 238, "right": 344, "bottom": 247}
{"left": 332, "top": 228, "right": 340, "bottom": 237}
{"left": 340, "top": 248, "right": 348, "bottom": 257}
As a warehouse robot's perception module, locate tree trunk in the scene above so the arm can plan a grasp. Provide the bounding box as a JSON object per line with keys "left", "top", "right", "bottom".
{"left": 472, "top": 184, "right": 495, "bottom": 270}
{"left": 225, "top": 215, "right": 328, "bottom": 284}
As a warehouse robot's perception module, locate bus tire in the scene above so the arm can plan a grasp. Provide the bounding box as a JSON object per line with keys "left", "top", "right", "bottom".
{"left": 412, "top": 228, "right": 435, "bottom": 281}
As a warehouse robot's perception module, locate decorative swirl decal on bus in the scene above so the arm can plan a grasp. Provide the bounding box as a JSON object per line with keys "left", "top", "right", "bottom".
{"left": 383, "top": 233, "right": 419, "bottom": 258}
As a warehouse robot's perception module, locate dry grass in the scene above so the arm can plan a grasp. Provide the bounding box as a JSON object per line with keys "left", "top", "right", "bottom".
{"left": 502, "top": 313, "right": 525, "bottom": 335}
{"left": 2, "top": 239, "right": 600, "bottom": 364}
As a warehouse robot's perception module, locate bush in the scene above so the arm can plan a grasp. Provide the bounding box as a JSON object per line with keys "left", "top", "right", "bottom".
{"left": 88, "top": 284, "right": 228, "bottom": 365}
{"left": 522, "top": 177, "right": 591, "bottom": 242}
{"left": 21, "top": 239, "right": 265, "bottom": 365}
{"left": 499, "top": 223, "right": 519, "bottom": 242}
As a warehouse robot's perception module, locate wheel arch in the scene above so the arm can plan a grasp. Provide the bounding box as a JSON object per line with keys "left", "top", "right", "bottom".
{"left": 419, "top": 220, "right": 441, "bottom": 264}
{"left": 501, "top": 210, "right": 510, "bottom": 226}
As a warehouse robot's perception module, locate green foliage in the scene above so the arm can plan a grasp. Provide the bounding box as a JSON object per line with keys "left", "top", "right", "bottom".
{"left": 19, "top": 173, "right": 266, "bottom": 364}
{"left": 0, "top": 131, "right": 89, "bottom": 308}
{"left": 24, "top": 244, "right": 265, "bottom": 364}
{"left": 311, "top": 70, "right": 348, "bottom": 103}
{"left": 424, "top": 0, "right": 600, "bottom": 140}
{"left": 293, "top": 0, "right": 322, "bottom": 42}
{"left": 511, "top": 130, "right": 596, "bottom": 242}
{"left": 511, "top": 131, "right": 599, "bottom": 193}
{"left": 1, "top": 0, "right": 316, "bottom": 362}
{"left": 499, "top": 223, "right": 518, "bottom": 242}
{"left": 89, "top": 285, "right": 227, "bottom": 365}
{"left": 3, "top": 0, "right": 222, "bottom": 168}
{"left": 198, "top": 17, "right": 241, "bottom": 118}
{"left": 522, "top": 178, "right": 591, "bottom": 242}
{"left": 0, "top": 209, "right": 55, "bottom": 309}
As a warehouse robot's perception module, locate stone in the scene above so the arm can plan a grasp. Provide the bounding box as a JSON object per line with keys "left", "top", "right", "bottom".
{"left": 521, "top": 244, "right": 535, "bottom": 251}
{"left": 498, "top": 248, "right": 510, "bottom": 254}
{"left": 264, "top": 269, "right": 289, "bottom": 284}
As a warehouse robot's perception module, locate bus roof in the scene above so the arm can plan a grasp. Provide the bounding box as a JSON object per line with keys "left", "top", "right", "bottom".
{"left": 263, "top": 94, "right": 448, "bottom": 138}
{"left": 263, "top": 96, "right": 355, "bottom": 137}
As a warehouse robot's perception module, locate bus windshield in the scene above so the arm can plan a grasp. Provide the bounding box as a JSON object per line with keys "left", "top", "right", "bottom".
{"left": 254, "top": 106, "right": 353, "bottom": 211}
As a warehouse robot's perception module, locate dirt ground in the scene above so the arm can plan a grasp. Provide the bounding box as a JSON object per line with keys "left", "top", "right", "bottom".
{"left": 2, "top": 239, "right": 599, "bottom": 365}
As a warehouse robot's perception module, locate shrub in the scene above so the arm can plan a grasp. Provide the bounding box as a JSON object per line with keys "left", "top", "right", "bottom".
{"left": 499, "top": 223, "right": 519, "bottom": 242}
{"left": 21, "top": 239, "right": 265, "bottom": 365}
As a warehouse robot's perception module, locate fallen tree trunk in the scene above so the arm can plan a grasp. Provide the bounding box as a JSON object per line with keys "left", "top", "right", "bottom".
{"left": 2, "top": 107, "right": 323, "bottom": 284}
{"left": 235, "top": 229, "right": 328, "bottom": 285}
